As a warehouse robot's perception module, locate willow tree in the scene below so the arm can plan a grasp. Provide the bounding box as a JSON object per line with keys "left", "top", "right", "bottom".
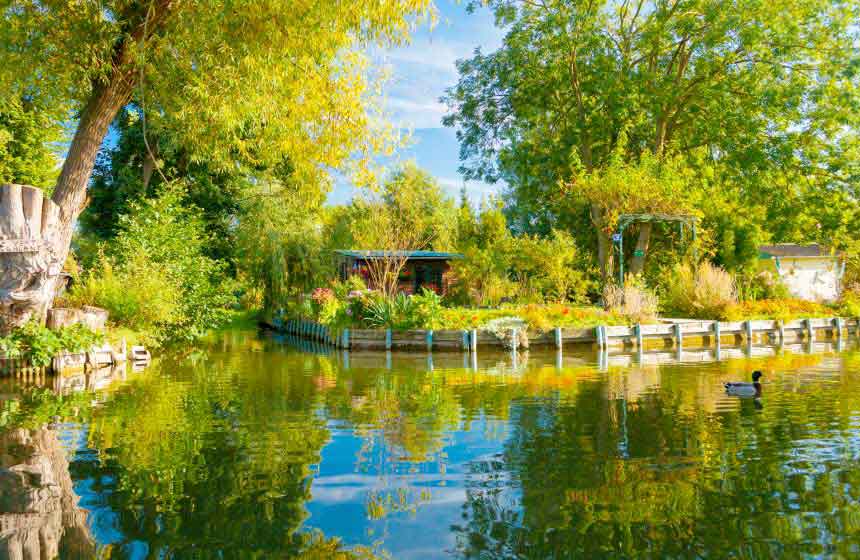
{"left": 0, "top": 0, "right": 430, "bottom": 329}
{"left": 444, "top": 0, "right": 860, "bottom": 280}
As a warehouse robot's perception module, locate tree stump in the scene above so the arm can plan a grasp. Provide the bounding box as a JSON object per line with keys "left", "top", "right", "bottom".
{"left": 0, "top": 184, "right": 64, "bottom": 333}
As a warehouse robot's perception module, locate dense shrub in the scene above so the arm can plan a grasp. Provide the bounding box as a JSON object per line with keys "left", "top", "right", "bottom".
{"left": 837, "top": 283, "right": 860, "bottom": 317}
{"left": 662, "top": 262, "right": 736, "bottom": 319}
{"left": 736, "top": 270, "right": 791, "bottom": 301}
{"left": 511, "top": 230, "right": 591, "bottom": 303}
{"left": 0, "top": 322, "right": 105, "bottom": 367}
{"left": 723, "top": 299, "right": 831, "bottom": 321}
{"left": 65, "top": 253, "right": 180, "bottom": 337}
{"left": 68, "top": 184, "right": 235, "bottom": 344}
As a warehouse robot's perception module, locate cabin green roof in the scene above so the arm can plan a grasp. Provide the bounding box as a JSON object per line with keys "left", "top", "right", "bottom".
{"left": 335, "top": 250, "right": 464, "bottom": 260}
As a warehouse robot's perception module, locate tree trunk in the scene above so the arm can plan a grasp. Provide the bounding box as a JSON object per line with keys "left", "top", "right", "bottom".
{"left": 52, "top": 76, "right": 135, "bottom": 263}
{"left": 0, "top": 77, "right": 133, "bottom": 332}
{"left": 628, "top": 222, "right": 652, "bottom": 276}
{"left": 0, "top": 185, "right": 63, "bottom": 332}
{"left": 591, "top": 203, "right": 614, "bottom": 282}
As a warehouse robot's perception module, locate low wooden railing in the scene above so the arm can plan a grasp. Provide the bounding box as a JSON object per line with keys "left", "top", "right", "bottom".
{"left": 277, "top": 317, "right": 860, "bottom": 352}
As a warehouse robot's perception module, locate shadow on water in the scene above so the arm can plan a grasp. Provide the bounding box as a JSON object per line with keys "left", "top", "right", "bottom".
{"left": 3, "top": 331, "right": 860, "bottom": 558}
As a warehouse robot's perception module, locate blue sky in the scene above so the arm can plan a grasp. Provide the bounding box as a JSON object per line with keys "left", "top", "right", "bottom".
{"left": 327, "top": 0, "right": 505, "bottom": 205}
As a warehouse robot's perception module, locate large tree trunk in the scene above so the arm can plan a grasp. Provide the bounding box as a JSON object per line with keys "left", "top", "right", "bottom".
{"left": 0, "top": 76, "right": 133, "bottom": 332}
{"left": 628, "top": 223, "right": 652, "bottom": 276}
{"left": 0, "top": 185, "right": 63, "bottom": 332}
{"left": 52, "top": 77, "right": 135, "bottom": 266}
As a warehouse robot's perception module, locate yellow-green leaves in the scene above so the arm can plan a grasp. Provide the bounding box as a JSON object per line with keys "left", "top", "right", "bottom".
{"left": 1, "top": 0, "right": 434, "bottom": 190}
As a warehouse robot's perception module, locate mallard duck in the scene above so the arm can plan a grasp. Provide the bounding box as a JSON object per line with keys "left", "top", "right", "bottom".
{"left": 724, "top": 370, "right": 762, "bottom": 398}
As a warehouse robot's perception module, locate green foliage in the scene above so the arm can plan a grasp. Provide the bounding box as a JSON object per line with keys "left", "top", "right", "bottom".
{"left": 410, "top": 289, "right": 445, "bottom": 330}
{"left": 381, "top": 163, "right": 458, "bottom": 251}
{"left": 0, "top": 0, "right": 433, "bottom": 190}
{"left": 361, "top": 293, "right": 416, "bottom": 330}
{"left": 571, "top": 151, "right": 696, "bottom": 232}
{"left": 236, "top": 184, "right": 330, "bottom": 311}
{"left": 735, "top": 270, "right": 792, "bottom": 303}
{"left": 0, "top": 322, "right": 105, "bottom": 367}
{"left": 445, "top": 0, "right": 860, "bottom": 281}
{"left": 451, "top": 201, "right": 590, "bottom": 305}
{"left": 0, "top": 96, "right": 62, "bottom": 191}
{"left": 70, "top": 185, "right": 234, "bottom": 344}
{"left": 64, "top": 253, "right": 181, "bottom": 340}
{"left": 80, "top": 107, "right": 247, "bottom": 265}
{"left": 512, "top": 230, "right": 590, "bottom": 303}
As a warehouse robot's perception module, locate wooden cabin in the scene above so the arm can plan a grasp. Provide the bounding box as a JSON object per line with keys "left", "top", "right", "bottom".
{"left": 335, "top": 250, "right": 463, "bottom": 295}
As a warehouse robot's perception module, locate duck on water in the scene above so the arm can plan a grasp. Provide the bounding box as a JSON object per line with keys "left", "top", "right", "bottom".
{"left": 725, "top": 370, "right": 763, "bottom": 398}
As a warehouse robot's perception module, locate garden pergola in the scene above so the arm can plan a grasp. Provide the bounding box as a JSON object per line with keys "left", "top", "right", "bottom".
{"left": 612, "top": 213, "right": 698, "bottom": 284}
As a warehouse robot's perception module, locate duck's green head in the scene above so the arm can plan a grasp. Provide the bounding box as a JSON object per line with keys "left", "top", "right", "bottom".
{"left": 752, "top": 370, "right": 763, "bottom": 382}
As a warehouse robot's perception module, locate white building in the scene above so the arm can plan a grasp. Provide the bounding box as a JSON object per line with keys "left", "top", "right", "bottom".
{"left": 758, "top": 244, "right": 845, "bottom": 302}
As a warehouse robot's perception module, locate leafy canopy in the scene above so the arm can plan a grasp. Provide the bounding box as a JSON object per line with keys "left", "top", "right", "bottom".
{"left": 445, "top": 0, "right": 860, "bottom": 271}
{"left": 0, "top": 0, "right": 434, "bottom": 188}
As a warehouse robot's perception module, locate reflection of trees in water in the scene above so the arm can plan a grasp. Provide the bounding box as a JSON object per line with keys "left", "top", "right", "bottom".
{"left": 451, "top": 366, "right": 860, "bottom": 558}
{"left": 75, "top": 341, "right": 385, "bottom": 559}
{"left": 0, "top": 427, "right": 94, "bottom": 560}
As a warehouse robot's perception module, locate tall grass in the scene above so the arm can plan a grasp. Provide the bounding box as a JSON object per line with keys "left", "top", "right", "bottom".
{"left": 602, "top": 276, "right": 659, "bottom": 323}
{"left": 663, "top": 262, "right": 737, "bottom": 319}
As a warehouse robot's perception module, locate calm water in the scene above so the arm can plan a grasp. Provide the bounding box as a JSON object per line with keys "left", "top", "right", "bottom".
{"left": 3, "top": 331, "right": 860, "bottom": 559}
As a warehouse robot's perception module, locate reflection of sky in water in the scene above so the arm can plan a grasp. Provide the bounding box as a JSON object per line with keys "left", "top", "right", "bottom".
{"left": 7, "top": 335, "right": 860, "bottom": 558}
{"left": 307, "top": 415, "right": 514, "bottom": 558}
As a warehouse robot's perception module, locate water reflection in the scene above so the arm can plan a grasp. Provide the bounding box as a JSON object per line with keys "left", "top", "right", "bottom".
{"left": 1, "top": 334, "right": 860, "bottom": 558}
{"left": 0, "top": 427, "right": 94, "bottom": 559}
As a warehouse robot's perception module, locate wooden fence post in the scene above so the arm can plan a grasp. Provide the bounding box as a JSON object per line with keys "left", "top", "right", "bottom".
{"left": 385, "top": 328, "right": 392, "bottom": 350}
{"left": 342, "top": 329, "right": 350, "bottom": 349}
{"left": 554, "top": 327, "right": 562, "bottom": 349}
{"left": 744, "top": 320, "right": 753, "bottom": 344}
{"left": 470, "top": 329, "right": 478, "bottom": 353}
{"left": 426, "top": 330, "right": 433, "bottom": 352}
{"left": 634, "top": 324, "right": 643, "bottom": 349}
{"left": 673, "top": 323, "right": 683, "bottom": 349}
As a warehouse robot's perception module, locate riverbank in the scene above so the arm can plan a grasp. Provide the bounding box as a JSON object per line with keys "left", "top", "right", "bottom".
{"left": 273, "top": 314, "right": 858, "bottom": 353}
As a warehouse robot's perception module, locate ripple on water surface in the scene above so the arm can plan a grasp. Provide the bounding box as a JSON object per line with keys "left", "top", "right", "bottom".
{"left": 3, "top": 333, "right": 860, "bottom": 558}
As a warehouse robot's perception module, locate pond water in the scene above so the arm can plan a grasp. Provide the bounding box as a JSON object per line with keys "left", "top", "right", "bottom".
{"left": 3, "top": 331, "right": 860, "bottom": 559}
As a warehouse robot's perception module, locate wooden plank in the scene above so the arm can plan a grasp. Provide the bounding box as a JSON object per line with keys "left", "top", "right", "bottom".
{"left": 604, "top": 325, "right": 633, "bottom": 338}
{"left": 638, "top": 324, "right": 674, "bottom": 336}
{"left": 561, "top": 327, "right": 594, "bottom": 341}
{"left": 527, "top": 331, "right": 554, "bottom": 345}
{"left": 808, "top": 317, "right": 832, "bottom": 329}
{"left": 719, "top": 321, "right": 744, "bottom": 333}
{"left": 748, "top": 319, "right": 778, "bottom": 331}
{"left": 679, "top": 321, "right": 715, "bottom": 335}
{"left": 783, "top": 319, "right": 806, "bottom": 330}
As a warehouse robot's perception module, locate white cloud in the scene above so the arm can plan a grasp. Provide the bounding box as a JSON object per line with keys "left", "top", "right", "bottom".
{"left": 386, "top": 97, "right": 448, "bottom": 129}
